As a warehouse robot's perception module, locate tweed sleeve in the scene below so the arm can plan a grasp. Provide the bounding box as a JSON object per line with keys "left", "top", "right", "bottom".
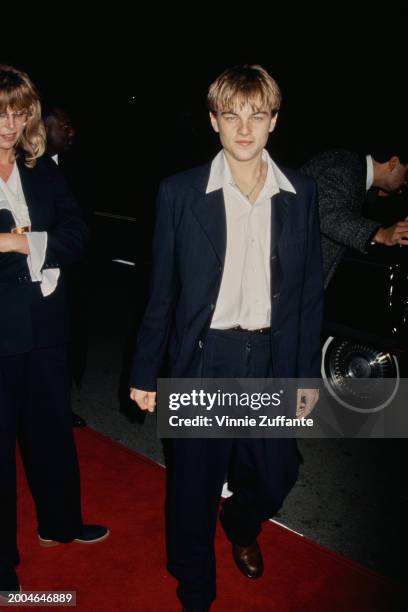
{"left": 316, "top": 166, "right": 381, "bottom": 253}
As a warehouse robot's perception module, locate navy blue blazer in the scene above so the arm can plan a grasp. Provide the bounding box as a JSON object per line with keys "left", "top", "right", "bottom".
{"left": 0, "top": 154, "right": 89, "bottom": 356}
{"left": 130, "top": 161, "right": 324, "bottom": 391}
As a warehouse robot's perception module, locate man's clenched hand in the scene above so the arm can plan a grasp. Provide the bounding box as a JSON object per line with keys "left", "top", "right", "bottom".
{"left": 130, "top": 388, "right": 157, "bottom": 413}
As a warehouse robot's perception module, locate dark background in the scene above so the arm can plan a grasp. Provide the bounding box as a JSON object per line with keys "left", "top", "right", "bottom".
{"left": 4, "top": 16, "right": 408, "bottom": 219}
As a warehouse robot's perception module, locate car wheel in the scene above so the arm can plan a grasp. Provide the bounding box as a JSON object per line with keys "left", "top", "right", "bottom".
{"left": 321, "top": 336, "right": 400, "bottom": 413}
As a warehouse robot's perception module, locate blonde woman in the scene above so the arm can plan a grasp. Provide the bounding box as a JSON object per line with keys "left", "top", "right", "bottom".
{"left": 0, "top": 65, "right": 108, "bottom": 595}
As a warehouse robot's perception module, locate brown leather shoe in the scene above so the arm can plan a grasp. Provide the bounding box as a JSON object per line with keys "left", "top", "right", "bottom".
{"left": 232, "top": 541, "right": 264, "bottom": 578}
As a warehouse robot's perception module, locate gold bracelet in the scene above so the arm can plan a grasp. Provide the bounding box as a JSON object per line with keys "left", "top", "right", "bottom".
{"left": 11, "top": 225, "right": 31, "bottom": 235}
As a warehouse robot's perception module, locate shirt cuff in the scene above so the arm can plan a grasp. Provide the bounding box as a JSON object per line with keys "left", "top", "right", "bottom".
{"left": 366, "top": 155, "right": 374, "bottom": 191}
{"left": 26, "top": 231, "right": 48, "bottom": 281}
{"left": 365, "top": 226, "right": 382, "bottom": 250}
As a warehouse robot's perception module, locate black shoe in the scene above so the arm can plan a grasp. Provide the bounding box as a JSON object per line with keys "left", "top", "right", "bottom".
{"left": 0, "top": 566, "right": 20, "bottom": 600}
{"left": 39, "top": 524, "right": 109, "bottom": 547}
{"left": 232, "top": 540, "right": 264, "bottom": 579}
{"left": 72, "top": 411, "right": 87, "bottom": 427}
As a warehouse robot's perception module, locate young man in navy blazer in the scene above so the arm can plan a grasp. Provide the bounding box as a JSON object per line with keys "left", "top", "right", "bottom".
{"left": 130, "top": 64, "right": 323, "bottom": 611}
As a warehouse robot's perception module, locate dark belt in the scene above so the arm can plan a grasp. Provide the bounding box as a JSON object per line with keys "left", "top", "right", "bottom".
{"left": 228, "top": 325, "right": 271, "bottom": 334}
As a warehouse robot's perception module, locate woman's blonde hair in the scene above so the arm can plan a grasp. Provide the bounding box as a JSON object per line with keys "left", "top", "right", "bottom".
{"left": 207, "top": 64, "right": 282, "bottom": 117}
{"left": 0, "top": 64, "right": 46, "bottom": 167}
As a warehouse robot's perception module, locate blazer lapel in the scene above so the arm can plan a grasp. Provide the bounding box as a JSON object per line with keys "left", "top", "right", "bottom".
{"left": 191, "top": 189, "right": 226, "bottom": 264}
{"left": 16, "top": 156, "right": 43, "bottom": 230}
{"left": 271, "top": 189, "right": 292, "bottom": 254}
{"left": 270, "top": 189, "right": 296, "bottom": 302}
{"left": 189, "top": 163, "right": 227, "bottom": 265}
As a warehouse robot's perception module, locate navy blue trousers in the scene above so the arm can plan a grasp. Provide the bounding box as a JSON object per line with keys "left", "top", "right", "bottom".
{"left": 0, "top": 345, "right": 82, "bottom": 572}
{"left": 166, "top": 329, "right": 299, "bottom": 608}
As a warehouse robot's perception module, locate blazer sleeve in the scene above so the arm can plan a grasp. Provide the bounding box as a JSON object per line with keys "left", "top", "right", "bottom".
{"left": 297, "top": 182, "right": 324, "bottom": 378}
{"left": 316, "top": 166, "right": 381, "bottom": 253}
{"left": 129, "top": 180, "right": 179, "bottom": 391}
{"left": 0, "top": 211, "right": 29, "bottom": 282}
{"left": 40, "top": 158, "right": 89, "bottom": 269}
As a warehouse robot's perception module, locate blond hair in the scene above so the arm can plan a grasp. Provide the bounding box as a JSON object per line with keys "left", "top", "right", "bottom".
{"left": 207, "top": 64, "right": 282, "bottom": 116}
{"left": 0, "top": 64, "right": 46, "bottom": 167}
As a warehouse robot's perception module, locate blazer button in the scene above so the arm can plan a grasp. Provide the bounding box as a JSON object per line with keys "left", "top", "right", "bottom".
{"left": 272, "top": 292, "right": 280, "bottom": 300}
{"left": 199, "top": 340, "right": 204, "bottom": 349}
{"left": 271, "top": 255, "right": 277, "bottom": 261}
{"left": 272, "top": 330, "right": 281, "bottom": 337}
{"left": 209, "top": 303, "right": 215, "bottom": 311}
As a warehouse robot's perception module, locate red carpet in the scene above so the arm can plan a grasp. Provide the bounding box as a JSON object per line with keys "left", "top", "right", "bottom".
{"left": 15, "top": 428, "right": 407, "bottom": 611}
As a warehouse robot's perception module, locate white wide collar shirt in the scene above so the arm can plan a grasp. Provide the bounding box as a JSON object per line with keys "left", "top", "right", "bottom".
{"left": 206, "top": 149, "right": 296, "bottom": 330}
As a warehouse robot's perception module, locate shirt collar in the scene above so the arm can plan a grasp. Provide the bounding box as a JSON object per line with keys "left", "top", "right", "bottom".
{"left": 206, "top": 149, "right": 296, "bottom": 195}
{"left": 366, "top": 155, "right": 374, "bottom": 191}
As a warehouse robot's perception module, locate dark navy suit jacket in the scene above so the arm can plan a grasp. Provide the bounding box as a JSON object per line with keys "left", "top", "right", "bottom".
{"left": 130, "top": 160, "right": 323, "bottom": 391}
{"left": 0, "top": 154, "right": 89, "bottom": 356}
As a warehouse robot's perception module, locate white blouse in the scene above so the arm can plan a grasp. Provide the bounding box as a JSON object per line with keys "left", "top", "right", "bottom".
{"left": 0, "top": 163, "right": 59, "bottom": 296}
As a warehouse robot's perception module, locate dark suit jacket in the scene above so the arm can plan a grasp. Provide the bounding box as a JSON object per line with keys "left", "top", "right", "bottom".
{"left": 301, "top": 149, "right": 381, "bottom": 287}
{"left": 0, "top": 154, "right": 89, "bottom": 356}
{"left": 130, "top": 160, "right": 324, "bottom": 391}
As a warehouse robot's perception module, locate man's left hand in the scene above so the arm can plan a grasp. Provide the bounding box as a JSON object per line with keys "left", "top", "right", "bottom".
{"left": 296, "top": 388, "right": 320, "bottom": 417}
